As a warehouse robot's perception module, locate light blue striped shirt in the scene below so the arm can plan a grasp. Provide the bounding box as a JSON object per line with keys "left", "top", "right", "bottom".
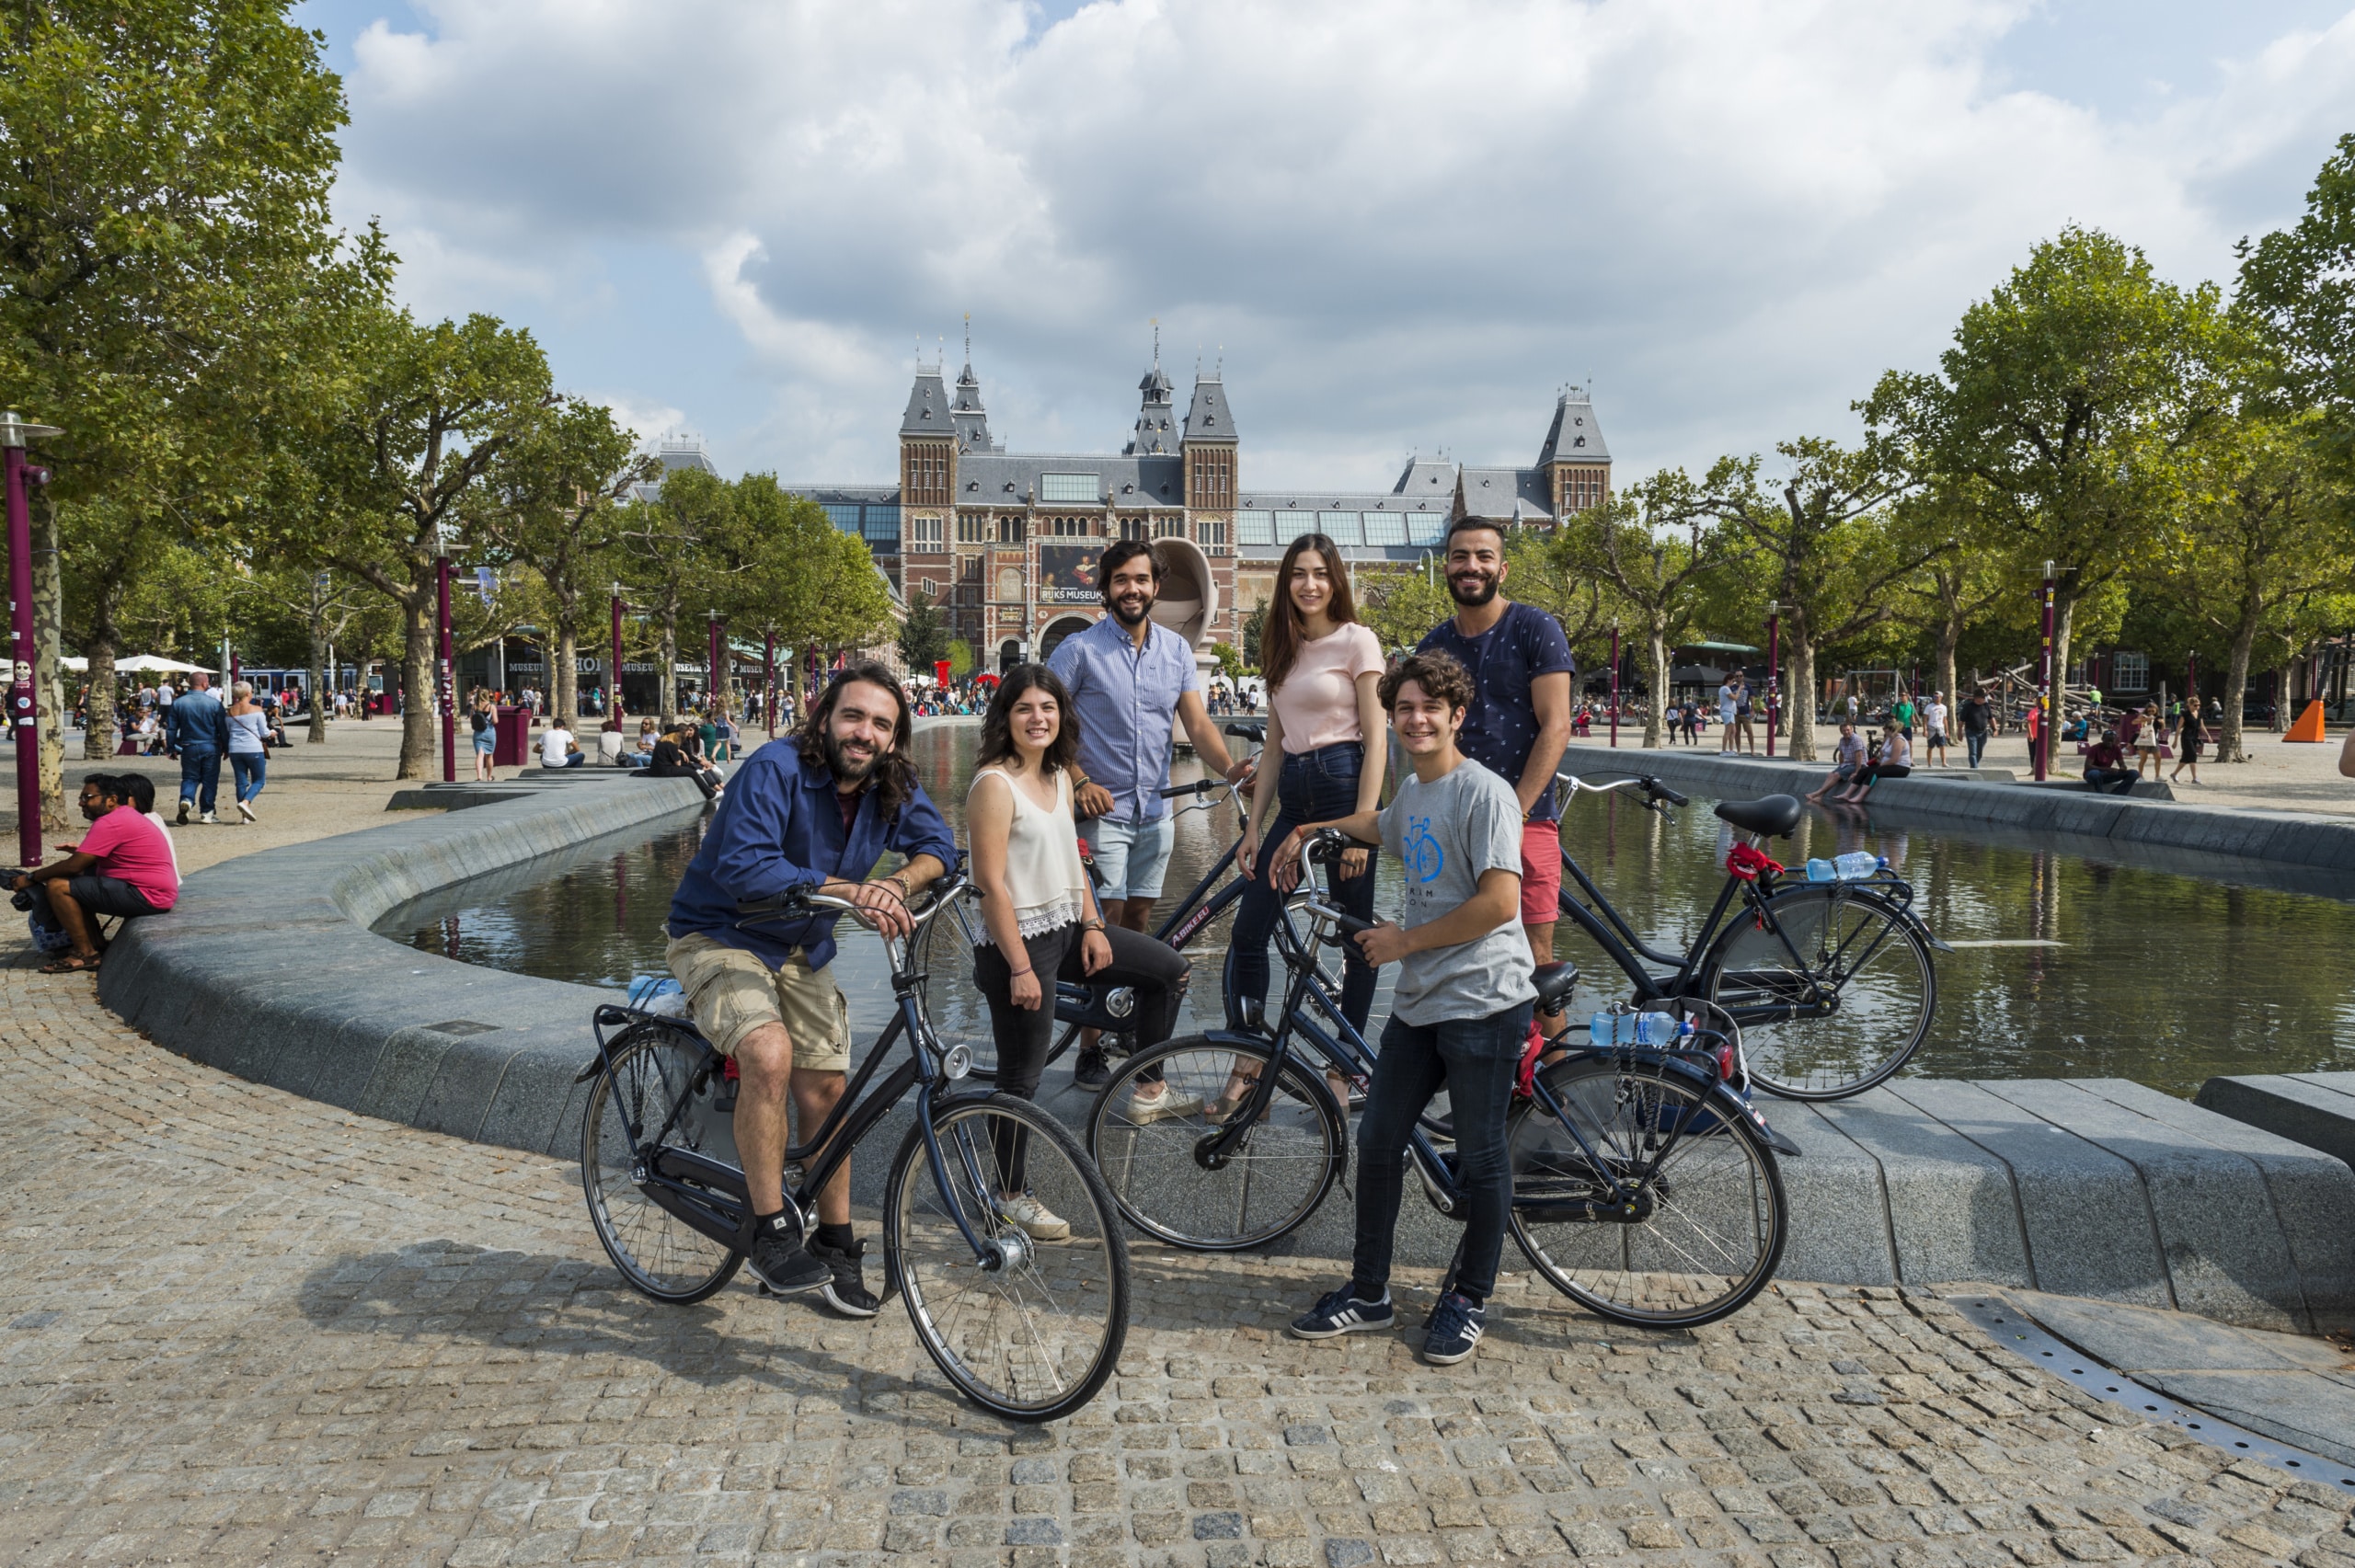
{"left": 1048, "top": 615, "right": 1198, "bottom": 823}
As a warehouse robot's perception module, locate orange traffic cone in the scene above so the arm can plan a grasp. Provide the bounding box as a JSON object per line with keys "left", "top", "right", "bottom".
{"left": 2284, "top": 699, "right": 2327, "bottom": 742}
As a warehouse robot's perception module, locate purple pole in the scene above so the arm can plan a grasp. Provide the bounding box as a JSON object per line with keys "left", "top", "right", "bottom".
{"left": 2035, "top": 560, "right": 2055, "bottom": 783}
{"left": 438, "top": 556, "right": 455, "bottom": 783}
{"left": 5, "top": 441, "right": 40, "bottom": 864}
{"left": 764, "top": 632, "right": 776, "bottom": 735}
{"left": 1608, "top": 625, "right": 1621, "bottom": 750}
{"left": 611, "top": 589, "right": 625, "bottom": 722}
{"left": 1766, "top": 609, "right": 1780, "bottom": 759}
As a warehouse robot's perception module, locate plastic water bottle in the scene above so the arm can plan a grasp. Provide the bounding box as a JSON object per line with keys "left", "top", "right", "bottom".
{"left": 1804, "top": 858, "right": 1838, "bottom": 883}
{"left": 1833, "top": 851, "right": 1882, "bottom": 881}
{"left": 627, "top": 975, "right": 691, "bottom": 1017}
{"left": 1588, "top": 1011, "right": 1686, "bottom": 1048}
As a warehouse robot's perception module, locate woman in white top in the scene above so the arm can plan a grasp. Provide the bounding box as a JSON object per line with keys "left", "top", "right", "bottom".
{"left": 1228, "top": 533, "right": 1387, "bottom": 1046}
{"left": 225, "top": 681, "right": 271, "bottom": 823}
{"left": 967, "top": 664, "right": 1195, "bottom": 1239}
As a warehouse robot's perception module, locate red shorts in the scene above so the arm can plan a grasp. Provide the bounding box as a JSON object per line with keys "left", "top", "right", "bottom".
{"left": 1519, "top": 819, "right": 1562, "bottom": 926}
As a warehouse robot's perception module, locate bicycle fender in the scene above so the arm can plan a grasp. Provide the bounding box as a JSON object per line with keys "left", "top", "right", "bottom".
{"left": 1719, "top": 1084, "right": 1804, "bottom": 1158}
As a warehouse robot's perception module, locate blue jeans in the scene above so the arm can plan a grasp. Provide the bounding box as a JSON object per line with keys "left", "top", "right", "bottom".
{"left": 1351, "top": 1001, "right": 1532, "bottom": 1304}
{"left": 230, "top": 751, "right": 266, "bottom": 802}
{"left": 177, "top": 749, "right": 221, "bottom": 813}
{"left": 1965, "top": 731, "right": 1987, "bottom": 768}
{"left": 1223, "top": 743, "right": 1377, "bottom": 1032}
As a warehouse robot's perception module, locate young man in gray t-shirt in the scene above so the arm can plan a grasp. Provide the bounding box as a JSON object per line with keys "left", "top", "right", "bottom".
{"left": 1267, "top": 651, "right": 1537, "bottom": 1367}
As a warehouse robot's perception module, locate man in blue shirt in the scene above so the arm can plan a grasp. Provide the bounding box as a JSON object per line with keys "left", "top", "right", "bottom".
{"left": 162, "top": 672, "right": 232, "bottom": 825}
{"left": 1418, "top": 520, "right": 1575, "bottom": 1030}
{"left": 666, "top": 661, "right": 955, "bottom": 1314}
{"left": 1048, "top": 539, "right": 1251, "bottom": 1089}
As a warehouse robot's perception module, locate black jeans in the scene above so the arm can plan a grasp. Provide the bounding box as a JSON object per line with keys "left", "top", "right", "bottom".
{"left": 974, "top": 921, "right": 1189, "bottom": 1187}
{"left": 1225, "top": 743, "right": 1377, "bottom": 1032}
{"left": 1351, "top": 1001, "right": 1533, "bottom": 1304}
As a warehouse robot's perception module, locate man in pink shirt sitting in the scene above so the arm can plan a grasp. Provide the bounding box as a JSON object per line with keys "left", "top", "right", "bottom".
{"left": 9, "top": 773, "right": 180, "bottom": 974}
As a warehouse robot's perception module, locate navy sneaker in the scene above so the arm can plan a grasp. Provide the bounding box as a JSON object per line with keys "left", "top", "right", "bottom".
{"left": 1288, "top": 1282, "right": 1395, "bottom": 1341}
{"left": 1073, "top": 1047, "right": 1111, "bottom": 1091}
{"left": 1422, "top": 1290, "right": 1486, "bottom": 1365}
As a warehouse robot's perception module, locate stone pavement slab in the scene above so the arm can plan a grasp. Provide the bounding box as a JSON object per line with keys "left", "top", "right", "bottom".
{"left": 14, "top": 962, "right": 2355, "bottom": 1567}
{"left": 2202, "top": 1071, "right": 2355, "bottom": 1173}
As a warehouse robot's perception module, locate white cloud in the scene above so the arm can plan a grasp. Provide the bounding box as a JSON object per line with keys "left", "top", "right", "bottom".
{"left": 326, "top": 0, "right": 2355, "bottom": 487}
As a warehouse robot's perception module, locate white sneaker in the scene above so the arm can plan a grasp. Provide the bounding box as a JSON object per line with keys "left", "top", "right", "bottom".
{"left": 996, "top": 1191, "right": 1070, "bottom": 1241}
{"left": 1122, "top": 1085, "right": 1203, "bottom": 1125}
{"left": 236, "top": 800, "right": 255, "bottom": 822}
{"left": 200, "top": 811, "right": 217, "bottom": 824}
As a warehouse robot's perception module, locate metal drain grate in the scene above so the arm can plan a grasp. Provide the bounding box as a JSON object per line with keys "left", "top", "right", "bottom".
{"left": 1951, "top": 1293, "right": 2355, "bottom": 1489}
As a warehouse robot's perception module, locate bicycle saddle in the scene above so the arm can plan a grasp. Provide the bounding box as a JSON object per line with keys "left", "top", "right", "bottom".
{"left": 1712, "top": 795, "right": 1801, "bottom": 838}
{"left": 1533, "top": 960, "right": 1580, "bottom": 1013}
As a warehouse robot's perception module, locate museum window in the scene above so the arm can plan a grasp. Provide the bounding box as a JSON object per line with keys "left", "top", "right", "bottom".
{"left": 1039, "top": 473, "right": 1097, "bottom": 504}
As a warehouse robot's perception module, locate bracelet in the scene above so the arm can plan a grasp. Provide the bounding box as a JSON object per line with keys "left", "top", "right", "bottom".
{"left": 1081, "top": 919, "right": 1106, "bottom": 933}
{"left": 1008, "top": 966, "right": 1034, "bottom": 979}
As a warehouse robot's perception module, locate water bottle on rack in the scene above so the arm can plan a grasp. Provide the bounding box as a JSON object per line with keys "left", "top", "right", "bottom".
{"left": 1589, "top": 1011, "right": 1688, "bottom": 1048}
{"left": 1834, "top": 851, "right": 1884, "bottom": 880}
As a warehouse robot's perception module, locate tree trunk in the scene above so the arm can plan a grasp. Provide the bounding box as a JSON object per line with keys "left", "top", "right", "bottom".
{"left": 659, "top": 601, "right": 679, "bottom": 727}
{"left": 1786, "top": 637, "right": 1819, "bottom": 761}
{"left": 306, "top": 622, "right": 330, "bottom": 744}
{"left": 34, "top": 498, "right": 66, "bottom": 835}
{"left": 82, "top": 572, "right": 122, "bottom": 760}
{"left": 2050, "top": 591, "right": 2079, "bottom": 720}
{"left": 2222, "top": 618, "right": 2258, "bottom": 764}
{"left": 399, "top": 580, "right": 436, "bottom": 780}
{"left": 1936, "top": 612, "right": 1962, "bottom": 729}
{"left": 555, "top": 625, "right": 579, "bottom": 730}
{"left": 1643, "top": 624, "right": 1668, "bottom": 748}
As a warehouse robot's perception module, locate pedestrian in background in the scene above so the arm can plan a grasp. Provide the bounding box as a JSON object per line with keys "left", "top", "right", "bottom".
{"left": 164, "top": 672, "right": 230, "bottom": 824}
{"left": 225, "top": 681, "right": 270, "bottom": 822}
{"left": 470, "top": 690, "right": 498, "bottom": 782}
{"left": 1959, "top": 689, "right": 1993, "bottom": 769}
{"left": 1923, "top": 692, "right": 1949, "bottom": 767}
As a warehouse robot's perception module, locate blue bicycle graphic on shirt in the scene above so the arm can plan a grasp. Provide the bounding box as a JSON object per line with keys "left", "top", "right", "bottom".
{"left": 1402, "top": 814, "right": 1444, "bottom": 884}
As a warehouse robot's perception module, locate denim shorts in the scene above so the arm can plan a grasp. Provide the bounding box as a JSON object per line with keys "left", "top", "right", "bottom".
{"left": 1082, "top": 815, "right": 1175, "bottom": 901}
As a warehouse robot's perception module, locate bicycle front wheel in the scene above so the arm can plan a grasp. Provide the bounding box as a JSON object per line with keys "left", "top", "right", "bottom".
{"left": 1509, "top": 1056, "right": 1785, "bottom": 1329}
{"left": 909, "top": 896, "right": 1003, "bottom": 1081}
{"left": 1703, "top": 884, "right": 1935, "bottom": 1100}
{"left": 580, "top": 1024, "right": 744, "bottom": 1304}
{"left": 1086, "top": 1036, "right": 1347, "bottom": 1252}
{"left": 885, "top": 1093, "right": 1129, "bottom": 1423}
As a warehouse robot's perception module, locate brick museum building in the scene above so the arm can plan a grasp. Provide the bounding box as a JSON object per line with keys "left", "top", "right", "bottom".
{"left": 784, "top": 345, "right": 1614, "bottom": 670}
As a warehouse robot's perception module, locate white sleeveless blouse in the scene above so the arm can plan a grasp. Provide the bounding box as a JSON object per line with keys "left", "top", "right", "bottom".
{"left": 968, "top": 766, "right": 1088, "bottom": 942}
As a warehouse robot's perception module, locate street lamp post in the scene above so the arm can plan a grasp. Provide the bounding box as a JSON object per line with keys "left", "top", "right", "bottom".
{"left": 1607, "top": 622, "right": 1621, "bottom": 750}
{"left": 431, "top": 527, "right": 455, "bottom": 783}
{"left": 2035, "top": 559, "right": 2056, "bottom": 782}
{"left": 1765, "top": 600, "right": 1780, "bottom": 759}
{"left": 706, "top": 611, "right": 721, "bottom": 717}
{"left": 2, "top": 412, "right": 61, "bottom": 867}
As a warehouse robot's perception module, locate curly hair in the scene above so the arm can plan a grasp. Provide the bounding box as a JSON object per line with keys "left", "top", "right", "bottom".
{"left": 794, "top": 659, "right": 917, "bottom": 818}
{"left": 1377, "top": 650, "right": 1476, "bottom": 715}
{"left": 975, "top": 663, "right": 1081, "bottom": 775}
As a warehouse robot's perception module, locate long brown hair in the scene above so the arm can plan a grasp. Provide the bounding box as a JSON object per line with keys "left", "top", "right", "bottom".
{"left": 1259, "top": 532, "right": 1360, "bottom": 692}
{"left": 975, "top": 663, "right": 1080, "bottom": 775}
{"left": 794, "top": 659, "right": 917, "bottom": 818}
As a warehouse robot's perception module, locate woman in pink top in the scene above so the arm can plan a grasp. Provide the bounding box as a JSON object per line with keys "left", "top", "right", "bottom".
{"left": 1221, "top": 533, "right": 1388, "bottom": 1094}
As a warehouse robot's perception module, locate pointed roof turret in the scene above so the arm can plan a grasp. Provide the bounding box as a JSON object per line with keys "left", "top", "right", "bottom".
{"left": 1125, "top": 323, "right": 1178, "bottom": 455}
{"left": 1536, "top": 385, "right": 1610, "bottom": 466}
{"left": 949, "top": 318, "right": 996, "bottom": 452}
{"left": 899, "top": 361, "right": 949, "bottom": 438}
{"left": 1183, "top": 371, "right": 1235, "bottom": 444}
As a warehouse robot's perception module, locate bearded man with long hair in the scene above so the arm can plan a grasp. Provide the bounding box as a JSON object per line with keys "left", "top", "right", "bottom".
{"left": 665, "top": 660, "right": 956, "bottom": 1316}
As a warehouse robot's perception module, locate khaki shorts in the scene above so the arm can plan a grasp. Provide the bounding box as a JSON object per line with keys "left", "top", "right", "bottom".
{"left": 665, "top": 932, "right": 852, "bottom": 1071}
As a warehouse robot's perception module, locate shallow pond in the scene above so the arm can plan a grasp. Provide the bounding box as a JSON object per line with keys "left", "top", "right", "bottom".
{"left": 379, "top": 723, "right": 2355, "bottom": 1096}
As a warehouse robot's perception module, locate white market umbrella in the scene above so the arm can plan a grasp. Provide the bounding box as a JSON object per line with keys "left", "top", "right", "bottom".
{"left": 114, "top": 655, "right": 214, "bottom": 674}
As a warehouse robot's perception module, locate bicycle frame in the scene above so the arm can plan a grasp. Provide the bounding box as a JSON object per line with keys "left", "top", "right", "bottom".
{"left": 580, "top": 881, "right": 1005, "bottom": 1270}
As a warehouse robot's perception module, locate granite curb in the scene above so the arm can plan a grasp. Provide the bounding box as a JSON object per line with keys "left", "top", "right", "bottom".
{"left": 1557, "top": 740, "right": 2355, "bottom": 874}
{"left": 97, "top": 770, "right": 710, "bottom": 1162}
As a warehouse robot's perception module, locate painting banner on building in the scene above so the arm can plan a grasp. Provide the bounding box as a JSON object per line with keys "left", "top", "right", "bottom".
{"left": 1038, "top": 544, "right": 1101, "bottom": 604}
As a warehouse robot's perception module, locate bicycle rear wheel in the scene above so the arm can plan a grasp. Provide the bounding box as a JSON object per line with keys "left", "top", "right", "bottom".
{"left": 580, "top": 1024, "right": 744, "bottom": 1304}
{"left": 1086, "top": 1036, "right": 1346, "bottom": 1252}
{"left": 1508, "top": 1055, "right": 1785, "bottom": 1329}
{"left": 885, "top": 1093, "right": 1129, "bottom": 1423}
{"left": 1703, "top": 884, "right": 1935, "bottom": 1100}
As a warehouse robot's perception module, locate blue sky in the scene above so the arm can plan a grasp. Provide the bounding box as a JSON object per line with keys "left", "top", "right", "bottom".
{"left": 287, "top": 0, "right": 2355, "bottom": 490}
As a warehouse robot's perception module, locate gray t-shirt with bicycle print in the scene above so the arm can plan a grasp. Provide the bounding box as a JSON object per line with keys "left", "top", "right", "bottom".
{"left": 1377, "top": 757, "right": 1537, "bottom": 1026}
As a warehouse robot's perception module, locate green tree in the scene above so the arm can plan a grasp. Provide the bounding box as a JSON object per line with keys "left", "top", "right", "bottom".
{"left": 1865, "top": 226, "right": 2227, "bottom": 710}
{"left": 1359, "top": 571, "right": 1453, "bottom": 653}
{"left": 1209, "top": 641, "right": 1247, "bottom": 682}
{"left": 0, "top": 0, "right": 350, "bottom": 818}
{"left": 2235, "top": 132, "right": 2355, "bottom": 470}
{"left": 1240, "top": 600, "right": 1268, "bottom": 667}
{"left": 711, "top": 477, "right": 892, "bottom": 714}
{"left": 945, "top": 638, "right": 977, "bottom": 681}
{"left": 1557, "top": 476, "right": 1751, "bottom": 747}
{"left": 898, "top": 588, "right": 951, "bottom": 675}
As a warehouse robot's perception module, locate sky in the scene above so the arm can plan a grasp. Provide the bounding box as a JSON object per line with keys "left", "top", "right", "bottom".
{"left": 286, "top": 0, "right": 2355, "bottom": 492}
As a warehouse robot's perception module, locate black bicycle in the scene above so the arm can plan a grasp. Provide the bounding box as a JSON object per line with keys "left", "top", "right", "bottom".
{"left": 576, "top": 873, "right": 1131, "bottom": 1423}
{"left": 1083, "top": 831, "right": 1797, "bottom": 1329}
{"left": 913, "top": 721, "right": 1268, "bottom": 1082}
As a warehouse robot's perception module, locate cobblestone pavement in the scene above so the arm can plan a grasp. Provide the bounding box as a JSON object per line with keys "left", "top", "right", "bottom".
{"left": 6, "top": 964, "right": 2355, "bottom": 1567}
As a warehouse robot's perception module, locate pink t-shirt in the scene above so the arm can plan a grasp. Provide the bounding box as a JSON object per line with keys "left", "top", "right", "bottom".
{"left": 79, "top": 806, "right": 179, "bottom": 910}
{"left": 1270, "top": 624, "right": 1384, "bottom": 754}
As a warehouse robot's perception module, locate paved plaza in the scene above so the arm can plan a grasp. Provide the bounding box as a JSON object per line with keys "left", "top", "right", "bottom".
{"left": 3, "top": 961, "right": 2354, "bottom": 1568}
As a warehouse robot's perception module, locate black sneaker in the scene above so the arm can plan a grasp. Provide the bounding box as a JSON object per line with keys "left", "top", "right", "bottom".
{"left": 810, "top": 1234, "right": 880, "bottom": 1318}
{"left": 1288, "top": 1282, "right": 1395, "bottom": 1340}
{"left": 1422, "top": 1290, "right": 1486, "bottom": 1365}
{"left": 746, "top": 1229, "right": 829, "bottom": 1296}
{"left": 1073, "top": 1047, "right": 1110, "bottom": 1090}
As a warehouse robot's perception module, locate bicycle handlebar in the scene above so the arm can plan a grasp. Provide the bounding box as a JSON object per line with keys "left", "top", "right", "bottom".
{"left": 1557, "top": 772, "right": 1688, "bottom": 809}
{"left": 1303, "top": 898, "right": 1373, "bottom": 937}
{"left": 1157, "top": 778, "right": 1221, "bottom": 799}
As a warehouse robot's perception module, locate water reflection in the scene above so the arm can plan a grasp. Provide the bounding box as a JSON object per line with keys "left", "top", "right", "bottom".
{"left": 380, "top": 727, "right": 2355, "bottom": 1097}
